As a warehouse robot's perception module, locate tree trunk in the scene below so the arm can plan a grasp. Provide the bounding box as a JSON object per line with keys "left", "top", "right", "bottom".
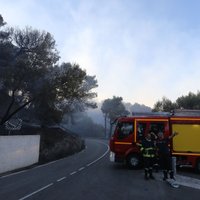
{"left": 104, "top": 113, "right": 107, "bottom": 138}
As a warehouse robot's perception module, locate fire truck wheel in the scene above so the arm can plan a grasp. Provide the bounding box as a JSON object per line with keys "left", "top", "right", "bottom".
{"left": 126, "top": 154, "right": 140, "bottom": 169}
{"left": 195, "top": 159, "right": 200, "bottom": 173}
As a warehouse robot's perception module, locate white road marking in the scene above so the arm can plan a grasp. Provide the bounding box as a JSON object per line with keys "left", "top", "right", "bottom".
{"left": 86, "top": 142, "right": 109, "bottom": 167}
{"left": 34, "top": 161, "right": 57, "bottom": 169}
{"left": 57, "top": 177, "right": 66, "bottom": 182}
{"left": 18, "top": 183, "right": 53, "bottom": 200}
{"left": 78, "top": 167, "right": 85, "bottom": 171}
{"left": 7, "top": 140, "right": 110, "bottom": 200}
{"left": 70, "top": 171, "right": 77, "bottom": 175}
{"left": 4, "top": 147, "right": 87, "bottom": 178}
{"left": 0, "top": 170, "right": 27, "bottom": 179}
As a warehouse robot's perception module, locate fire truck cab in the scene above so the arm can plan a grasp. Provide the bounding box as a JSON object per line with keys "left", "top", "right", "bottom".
{"left": 109, "top": 110, "right": 200, "bottom": 173}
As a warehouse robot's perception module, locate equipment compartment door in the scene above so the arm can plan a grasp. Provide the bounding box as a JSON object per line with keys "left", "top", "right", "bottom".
{"left": 172, "top": 124, "right": 200, "bottom": 153}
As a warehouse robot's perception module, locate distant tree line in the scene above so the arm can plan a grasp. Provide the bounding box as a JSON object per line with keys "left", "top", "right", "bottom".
{"left": 100, "top": 92, "right": 200, "bottom": 138}
{"left": 0, "top": 14, "right": 98, "bottom": 132}
{"left": 152, "top": 91, "right": 200, "bottom": 112}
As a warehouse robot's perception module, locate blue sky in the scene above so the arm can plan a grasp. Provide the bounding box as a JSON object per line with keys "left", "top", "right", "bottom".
{"left": 1, "top": 0, "right": 200, "bottom": 108}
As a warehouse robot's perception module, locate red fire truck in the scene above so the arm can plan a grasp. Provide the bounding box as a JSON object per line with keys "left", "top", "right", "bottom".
{"left": 109, "top": 110, "right": 200, "bottom": 173}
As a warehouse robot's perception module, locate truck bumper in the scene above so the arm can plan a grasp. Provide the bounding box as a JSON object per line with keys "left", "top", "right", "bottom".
{"left": 110, "top": 152, "right": 125, "bottom": 163}
{"left": 110, "top": 152, "right": 115, "bottom": 162}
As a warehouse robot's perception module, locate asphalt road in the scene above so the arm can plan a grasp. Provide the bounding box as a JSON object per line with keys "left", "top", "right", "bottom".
{"left": 0, "top": 138, "right": 200, "bottom": 200}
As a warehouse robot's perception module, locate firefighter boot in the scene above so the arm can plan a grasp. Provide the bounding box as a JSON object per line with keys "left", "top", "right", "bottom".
{"left": 169, "top": 170, "right": 175, "bottom": 180}
{"left": 149, "top": 168, "right": 155, "bottom": 179}
{"left": 144, "top": 169, "right": 149, "bottom": 180}
{"left": 163, "top": 170, "right": 168, "bottom": 181}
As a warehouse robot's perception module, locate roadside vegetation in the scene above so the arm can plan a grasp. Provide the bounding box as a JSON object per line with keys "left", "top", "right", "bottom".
{"left": 38, "top": 127, "right": 85, "bottom": 163}
{"left": 0, "top": 14, "right": 97, "bottom": 129}
{"left": 0, "top": 14, "right": 95, "bottom": 162}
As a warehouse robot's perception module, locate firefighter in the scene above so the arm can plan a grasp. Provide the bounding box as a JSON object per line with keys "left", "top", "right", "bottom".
{"left": 140, "top": 132, "right": 156, "bottom": 180}
{"left": 156, "top": 131, "right": 179, "bottom": 181}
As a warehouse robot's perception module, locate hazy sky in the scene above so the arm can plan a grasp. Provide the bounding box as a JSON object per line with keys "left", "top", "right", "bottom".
{"left": 1, "top": 0, "right": 200, "bottom": 107}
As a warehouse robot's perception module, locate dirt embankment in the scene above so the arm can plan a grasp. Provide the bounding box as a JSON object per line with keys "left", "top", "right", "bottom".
{"left": 38, "top": 127, "right": 85, "bottom": 163}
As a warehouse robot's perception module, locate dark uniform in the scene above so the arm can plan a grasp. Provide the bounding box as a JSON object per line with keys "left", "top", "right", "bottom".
{"left": 140, "top": 137, "right": 156, "bottom": 180}
{"left": 156, "top": 138, "right": 174, "bottom": 180}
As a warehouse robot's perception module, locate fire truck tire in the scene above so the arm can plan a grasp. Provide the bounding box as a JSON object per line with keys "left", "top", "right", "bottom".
{"left": 195, "top": 158, "right": 200, "bottom": 173}
{"left": 126, "top": 154, "right": 141, "bottom": 169}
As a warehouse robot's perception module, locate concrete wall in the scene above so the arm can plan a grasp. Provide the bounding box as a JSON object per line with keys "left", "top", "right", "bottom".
{"left": 0, "top": 135, "right": 40, "bottom": 174}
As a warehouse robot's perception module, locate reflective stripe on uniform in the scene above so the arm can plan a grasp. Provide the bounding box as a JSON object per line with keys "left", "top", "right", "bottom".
{"left": 143, "top": 154, "right": 155, "bottom": 158}
{"left": 141, "top": 147, "right": 155, "bottom": 157}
